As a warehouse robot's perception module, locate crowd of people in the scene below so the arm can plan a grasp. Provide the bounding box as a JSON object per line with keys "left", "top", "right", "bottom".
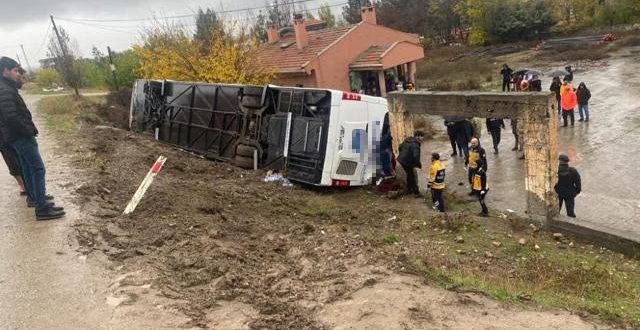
{"left": 0, "top": 56, "right": 64, "bottom": 221}
{"left": 391, "top": 63, "right": 587, "bottom": 218}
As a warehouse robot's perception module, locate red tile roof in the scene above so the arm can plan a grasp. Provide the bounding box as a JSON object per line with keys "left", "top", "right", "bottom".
{"left": 258, "top": 25, "right": 356, "bottom": 73}
{"left": 349, "top": 44, "right": 392, "bottom": 68}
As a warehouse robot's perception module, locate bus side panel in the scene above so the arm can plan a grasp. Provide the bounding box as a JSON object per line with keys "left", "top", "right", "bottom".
{"left": 318, "top": 91, "right": 343, "bottom": 186}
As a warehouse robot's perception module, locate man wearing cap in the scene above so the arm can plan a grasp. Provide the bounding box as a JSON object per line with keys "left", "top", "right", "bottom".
{"left": 554, "top": 154, "right": 581, "bottom": 218}
{"left": 427, "top": 152, "right": 445, "bottom": 212}
{"left": 0, "top": 56, "right": 65, "bottom": 220}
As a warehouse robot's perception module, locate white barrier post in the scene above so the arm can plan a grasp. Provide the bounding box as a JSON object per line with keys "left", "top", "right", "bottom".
{"left": 123, "top": 156, "right": 167, "bottom": 215}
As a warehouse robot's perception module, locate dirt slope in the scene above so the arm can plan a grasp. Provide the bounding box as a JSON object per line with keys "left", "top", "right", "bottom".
{"left": 56, "top": 123, "right": 623, "bottom": 329}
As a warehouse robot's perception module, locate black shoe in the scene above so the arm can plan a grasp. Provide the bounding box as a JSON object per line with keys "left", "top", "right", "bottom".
{"left": 36, "top": 207, "right": 66, "bottom": 221}
{"left": 578, "top": 118, "right": 584, "bottom": 122}
{"left": 568, "top": 214, "right": 576, "bottom": 218}
{"left": 467, "top": 191, "right": 475, "bottom": 196}
{"left": 511, "top": 146, "right": 518, "bottom": 151}
{"left": 451, "top": 152, "right": 457, "bottom": 157}
{"left": 562, "top": 125, "right": 567, "bottom": 127}
{"left": 478, "top": 212, "right": 489, "bottom": 217}
{"left": 27, "top": 195, "right": 55, "bottom": 207}
{"left": 494, "top": 149, "right": 499, "bottom": 154}
{"left": 20, "top": 191, "right": 27, "bottom": 196}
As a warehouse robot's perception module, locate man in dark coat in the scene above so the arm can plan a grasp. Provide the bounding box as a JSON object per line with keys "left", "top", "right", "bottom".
{"left": 549, "top": 77, "right": 562, "bottom": 116}
{"left": 0, "top": 57, "right": 65, "bottom": 220}
{"left": 486, "top": 118, "right": 505, "bottom": 154}
{"left": 554, "top": 154, "right": 581, "bottom": 218}
{"left": 398, "top": 130, "right": 424, "bottom": 196}
{"left": 500, "top": 64, "right": 513, "bottom": 92}
{"left": 444, "top": 116, "right": 464, "bottom": 157}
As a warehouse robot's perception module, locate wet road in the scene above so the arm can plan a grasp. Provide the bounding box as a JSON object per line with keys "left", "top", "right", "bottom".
{"left": 0, "top": 94, "right": 185, "bottom": 329}
{"left": 419, "top": 47, "right": 640, "bottom": 241}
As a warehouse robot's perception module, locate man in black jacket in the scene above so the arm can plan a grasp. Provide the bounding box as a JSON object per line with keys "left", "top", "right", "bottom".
{"left": 554, "top": 154, "right": 581, "bottom": 218}
{"left": 398, "top": 130, "right": 424, "bottom": 196}
{"left": 486, "top": 118, "right": 505, "bottom": 154}
{"left": 0, "top": 57, "right": 64, "bottom": 220}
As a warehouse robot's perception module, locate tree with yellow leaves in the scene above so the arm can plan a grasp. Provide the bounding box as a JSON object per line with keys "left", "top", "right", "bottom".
{"left": 134, "top": 20, "right": 273, "bottom": 85}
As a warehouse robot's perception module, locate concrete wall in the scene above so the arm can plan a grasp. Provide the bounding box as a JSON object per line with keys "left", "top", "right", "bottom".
{"left": 388, "top": 91, "right": 559, "bottom": 223}
{"left": 272, "top": 72, "right": 318, "bottom": 88}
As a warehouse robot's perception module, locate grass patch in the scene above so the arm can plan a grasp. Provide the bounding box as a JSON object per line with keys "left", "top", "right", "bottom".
{"left": 36, "top": 94, "right": 131, "bottom": 136}
{"left": 384, "top": 233, "right": 400, "bottom": 244}
{"left": 417, "top": 46, "right": 499, "bottom": 91}
{"left": 404, "top": 232, "right": 640, "bottom": 328}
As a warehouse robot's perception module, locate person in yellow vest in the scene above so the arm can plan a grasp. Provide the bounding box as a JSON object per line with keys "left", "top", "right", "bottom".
{"left": 427, "top": 152, "right": 446, "bottom": 212}
{"left": 472, "top": 158, "right": 489, "bottom": 217}
{"left": 466, "top": 137, "right": 487, "bottom": 196}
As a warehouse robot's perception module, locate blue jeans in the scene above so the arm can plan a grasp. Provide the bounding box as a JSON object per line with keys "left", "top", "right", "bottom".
{"left": 578, "top": 104, "right": 589, "bottom": 120}
{"left": 11, "top": 136, "right": 47, "bottom": 210}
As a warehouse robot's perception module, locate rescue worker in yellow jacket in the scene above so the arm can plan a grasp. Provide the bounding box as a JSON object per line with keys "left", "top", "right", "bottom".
{"left": 472, "top": 158, "right": 489, "bottom": 217}
{"left": 427, "top": 152, "right": 446, "bottom": 212}
{"left": 466, "top": 137, "right": 487, "bottom": 195}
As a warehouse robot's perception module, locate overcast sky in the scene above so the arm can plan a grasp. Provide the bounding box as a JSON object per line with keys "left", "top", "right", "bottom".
{"left": 0, "top": 0, "right": 345, "bottom": 69}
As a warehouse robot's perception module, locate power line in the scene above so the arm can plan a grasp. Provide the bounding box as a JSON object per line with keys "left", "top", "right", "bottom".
{"left": 57, "top": 0, "right": 344, "bottom": 23}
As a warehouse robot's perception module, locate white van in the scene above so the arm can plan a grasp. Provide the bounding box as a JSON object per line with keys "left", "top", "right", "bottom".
{"left": 130, "top": 80, "right": 389, "bottom": 187}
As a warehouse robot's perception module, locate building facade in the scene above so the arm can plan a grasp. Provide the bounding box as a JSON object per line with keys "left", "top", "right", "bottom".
{"left": 257, "top": 6, "right": 425, "bottom": 97}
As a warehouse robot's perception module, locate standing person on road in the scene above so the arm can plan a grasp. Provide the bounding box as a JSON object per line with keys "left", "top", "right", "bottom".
{"left": 554, "top": 154, "right": 581, "bottom": 218}
{"left": 500, "top": 64, "right": 513, "bottom": 92}
{"left": 0, "top": 57, "right": 65, "bottom": 221}
{"left": 0, "top": 66, "right": 27, "bottom": 195}
{"left": 510, "top": 118, "right": 520, "bottom": 151}
{"left": 576, "top": 82, "right": 591, "bottom": 122}
{"left": 398, "top": 130, "right": 424, "bottom": 197}
{"left": 466, "top": 137, "right": 487, "bottom": 196}
{"left": 561, "top": 82, "right": 577, "bottom": 127}
{"left": 472, "top": 158, "right": 489, "bottom": 217}
{"left": 486, "top": 118, "right": 505, "bottom": 154}
{"left": 550, "top": 77, "right": 562, "bottom": 116}
{"left": 444, "top": 116, "right": 462, "bottom": 157}
{"left": 564, "top": 66, "right": 574, "bottom": 82}
{"left": 456, "top": 119, "right": 473, "bottom": 160}
{"left": 427, "top": 152, "right": 446, "bottom": 212}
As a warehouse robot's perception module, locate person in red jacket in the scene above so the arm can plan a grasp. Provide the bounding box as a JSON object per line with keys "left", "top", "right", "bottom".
{"left": 560, "top": 82, "right": 577, "bottom": 127}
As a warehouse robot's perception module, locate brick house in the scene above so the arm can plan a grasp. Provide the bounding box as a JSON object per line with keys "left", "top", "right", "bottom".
{"left": 257, "top": 6, "right": 425, "bottom": 97}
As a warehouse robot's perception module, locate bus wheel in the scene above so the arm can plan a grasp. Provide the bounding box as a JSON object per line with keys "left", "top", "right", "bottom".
{"left": 234, "top": 156, "right": 254, "bottom": 169}
{"left": 236, "top": 145, "right": 256, "bottom": 158}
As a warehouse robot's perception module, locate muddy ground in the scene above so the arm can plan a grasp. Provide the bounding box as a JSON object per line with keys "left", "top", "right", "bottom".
{"left": 44, "top": 116, "right": 634, "bottom": 329}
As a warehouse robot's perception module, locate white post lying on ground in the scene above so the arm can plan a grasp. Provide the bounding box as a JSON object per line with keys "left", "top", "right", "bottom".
{"left": 123, "top": 156, "right": 167, "bottom": 215}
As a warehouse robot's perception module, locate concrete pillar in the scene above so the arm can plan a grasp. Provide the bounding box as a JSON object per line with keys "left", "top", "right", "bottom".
{"left": 408, "top": 62, "right": 417, "bottom": 84}
{"left": 387, "top": 96, "right": 414, "bottom": 154}
{"left": 378, "top": 70, "right": 387, "bottom": 97}
{"left": 522, "top": 95, "right": 559, "bottom": 224}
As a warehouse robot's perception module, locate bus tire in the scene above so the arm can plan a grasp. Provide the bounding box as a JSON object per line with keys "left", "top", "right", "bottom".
{"left": 234, "top": 156, "right": 254, "bottom": 169}
{"left": 236, "top": 145, "right": 256, "bottom": 158}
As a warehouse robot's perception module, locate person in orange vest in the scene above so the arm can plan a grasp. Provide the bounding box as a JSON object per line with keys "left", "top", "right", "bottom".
{"left": 427, "top": 152, "right": 446, "bottom": 212}
{"left": 561, "top": 81, "right": 577, "bottom": 127}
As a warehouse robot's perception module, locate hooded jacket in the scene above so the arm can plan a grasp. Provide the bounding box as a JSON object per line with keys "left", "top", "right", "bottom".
{"left": 554, "top": 163, "right": 581, "bottom": 198}
{"left": 576, "top": 83, "right": 591, "bottom": 105}
{"left": 0, "top": 76, "right": 38, "bottom": 143}
{"left": 398, "top": 136, "right": 422, "bottom": 169}
{"left": 561, "top": 85, "right": 577, "bottom": 111}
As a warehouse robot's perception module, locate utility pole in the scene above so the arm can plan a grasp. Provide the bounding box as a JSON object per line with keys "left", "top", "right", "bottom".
{"left": 16, "top": 53, "right": 21, "bottom": 65}
{"left": 50, "top": 15, "right": 79, "bottom": 97}
{"left": 19, "top": 44, "right": 33, "bottom": 75}
{"left": 107, "top": 46, "right": 119, "bottom": 91}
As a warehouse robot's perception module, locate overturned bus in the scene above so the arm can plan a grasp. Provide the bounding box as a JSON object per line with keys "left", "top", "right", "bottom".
{"left": 129, "top": 80, "right": 390, "bottom": 187}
